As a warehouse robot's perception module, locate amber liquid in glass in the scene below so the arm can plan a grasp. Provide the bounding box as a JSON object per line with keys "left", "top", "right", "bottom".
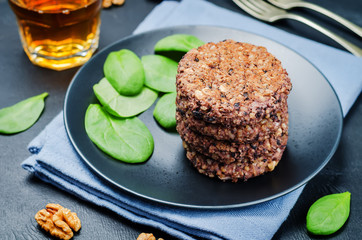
{"left": 9, "top": 0, "right": 102, "bottom": 70}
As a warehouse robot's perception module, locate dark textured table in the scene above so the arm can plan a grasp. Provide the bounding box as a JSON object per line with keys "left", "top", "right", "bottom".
{"left": 0, "top": 0, "right": 361, "bottom": 239}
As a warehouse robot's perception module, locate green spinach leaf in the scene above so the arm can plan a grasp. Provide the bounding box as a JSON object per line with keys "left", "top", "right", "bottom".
{"left": 306, "top": 191, "right": 351, "bottom": 235}
{"left": 154, "top": 34, "right": 205, "bottom": 52}
{"left": 85, "top": 104, "right": 154, "bottom": 163}
{"left": 153, "top": 92, "right": 177, "bottom": 129}
{"left": 103, "top": 49, "right": 145, "bottom": 96}
{"left": 0, "top": 92, "right": 48, "bottom": 134}
{"left": 141, "top": 55, "right": 178, "bottom": 93}
{"left": 94, "top": 78, "right": 158, "bottom": 118}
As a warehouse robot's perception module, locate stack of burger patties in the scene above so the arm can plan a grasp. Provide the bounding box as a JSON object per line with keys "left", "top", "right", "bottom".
{"left": 176, "top": 39, "right": 292, "bottom": 182}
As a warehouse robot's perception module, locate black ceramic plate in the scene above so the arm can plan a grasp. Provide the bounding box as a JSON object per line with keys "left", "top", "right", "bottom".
{"left": 64, "top": 26, "right": 343, "bottom": 209}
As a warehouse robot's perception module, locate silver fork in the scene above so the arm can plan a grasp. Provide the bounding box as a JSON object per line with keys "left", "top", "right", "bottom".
{"left": 267, "top": 0, "right": 362, "bottom": 38}
{"left": 232, "top": 0, "right": 362, "bottom": 57}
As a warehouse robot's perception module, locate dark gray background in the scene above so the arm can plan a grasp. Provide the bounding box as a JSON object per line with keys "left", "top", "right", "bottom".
{"left": 0, "top": 0, "right": 361, "bottom": 239}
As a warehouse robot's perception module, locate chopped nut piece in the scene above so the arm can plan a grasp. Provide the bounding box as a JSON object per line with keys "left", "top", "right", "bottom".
{"left": 102, "top": 0, "right": 112, "bottom": 8}
{"left": 102, "top": 0, "right": 125, "bottom": 8}
{"left": 137, "top": 233, "right": 156, "bottom": 240}
{"left": 137, "top": 233, "right": 164, "bottom": 240}
{"left": 35, "top": 204, "right": 81, "bottom": 240}
{"left": 267, "top": 161, "right": 277, "bottom": 171}
{"left": 112, "top": 0, "right": 125, "bottom": 6}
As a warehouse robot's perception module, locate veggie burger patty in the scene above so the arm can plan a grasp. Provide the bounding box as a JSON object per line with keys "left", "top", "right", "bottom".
{"left": 176, "top": 39, "right": 292, "bottom": 182}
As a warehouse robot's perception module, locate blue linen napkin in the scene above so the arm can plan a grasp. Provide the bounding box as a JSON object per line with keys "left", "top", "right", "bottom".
{"left": 23, "top": 112, "right": 304, "bottom": 240}
{"left": 22, "top": 0, "right": 362, "bottom": 239}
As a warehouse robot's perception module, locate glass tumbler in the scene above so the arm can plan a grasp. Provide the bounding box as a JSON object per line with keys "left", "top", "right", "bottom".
{"left": 8, "top": 0, "right": 102, "bottom": 71}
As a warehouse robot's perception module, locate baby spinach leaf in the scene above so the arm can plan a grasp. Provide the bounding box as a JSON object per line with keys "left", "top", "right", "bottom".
{"left": 154, "top": 34, "right": 205, "bottom": 52}
{"left": 141, "top": 55, "right": 178, "bottom": 93}
{"left": 103, "top": 49, "right": 145, "bottom": 96}
{"left": 85, "top": 104, "right": 154, "bottom": 163}
{"left": 153, "top": 92, "right": 177, "bottom": 129}
{"left": 94, "top": 78, "right": 158, "bottom": 118}
{"left": 306, "top": 191, "right": 351, "bottom": 235}
{"left": 0, "top": 92, "right": 48, "bottom": 134}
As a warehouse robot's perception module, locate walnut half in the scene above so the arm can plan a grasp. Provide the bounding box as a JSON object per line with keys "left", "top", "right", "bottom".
{"left": 35, "top": 203, "right": 81, "bottom": 240}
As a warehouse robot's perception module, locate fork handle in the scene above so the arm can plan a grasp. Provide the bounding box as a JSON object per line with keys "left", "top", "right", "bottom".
{"left": 286, "top": 13, "right": 362, "bottom": 57}
{"left": 286, "top": 0, "right": 362, "bottom": 38}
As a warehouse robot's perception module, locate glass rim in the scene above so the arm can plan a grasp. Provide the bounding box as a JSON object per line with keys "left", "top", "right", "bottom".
{"left": 8, "top": 0, "right": 102, "bottom": 13}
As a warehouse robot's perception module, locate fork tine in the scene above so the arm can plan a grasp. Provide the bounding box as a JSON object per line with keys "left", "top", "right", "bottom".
{"left": 250, "top": 0, "right": 280, "bottom": 11}
{"left": 233, "top": 0, "right": 362, "bottom": 56}
{"left": 232, "top": 0, "right": 264, "bottom": 18}
{"left": 242, "top": 0, "right": 266, "bottom": 14}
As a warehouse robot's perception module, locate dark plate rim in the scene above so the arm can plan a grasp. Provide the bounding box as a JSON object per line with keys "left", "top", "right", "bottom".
{"left": 64, "top": 25, "right": 343, "bottom": 209}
